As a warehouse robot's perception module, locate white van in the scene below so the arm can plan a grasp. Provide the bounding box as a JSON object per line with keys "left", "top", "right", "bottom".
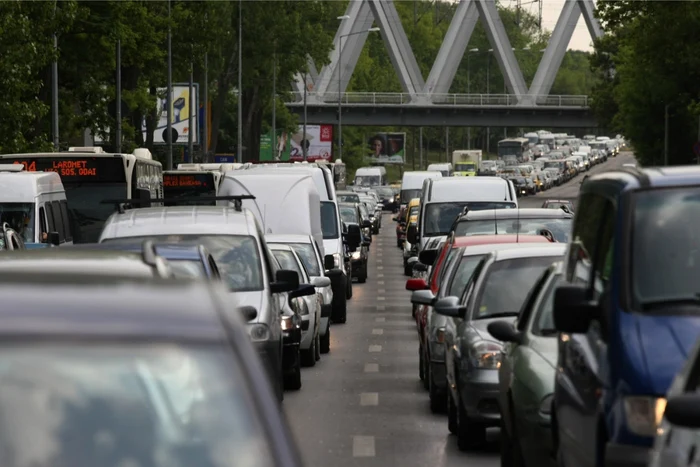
{"left": 427, "top": 163, "right": 454, "bottom": 177}
{"left": 354, "top": 167, "right": 387, "bottom": 187}
{"left": 0, "top": 164, "right": 69, "bottom": 246}
{"left": 218, "top": 171, "right": 324, "bottom": 259}
{"left": 409, "top": 177, "right": 518, "bottom": 251}
{"left": 232, "top": 163, "right": 350, "bottom": 323}
{"left": 400, "top": 171, "right": 443, "bottom": 208}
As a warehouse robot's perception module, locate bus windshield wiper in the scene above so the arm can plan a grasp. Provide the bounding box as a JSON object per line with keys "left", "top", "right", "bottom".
{"left": 640, "top": 296, "right": 700, "bottom": 310}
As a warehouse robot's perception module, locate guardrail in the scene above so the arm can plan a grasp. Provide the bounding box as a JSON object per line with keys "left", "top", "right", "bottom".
{"left": 291, "top": 92, "right": 590, "bottom": 108}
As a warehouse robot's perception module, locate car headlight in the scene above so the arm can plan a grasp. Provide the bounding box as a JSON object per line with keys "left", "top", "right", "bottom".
{"left": 248, "top": 323, "right": 270, "bottom": 342}
{"left": 623, "top": 396, "right": 667, "bottom": 437}
{"left": 291, "top": 297, "right": 309, "bottom": 316}
{"left": 469, "top": 340, "right": 503, "bottom": 369}
{"left": 539, "top": 394, "right": 553, "bottom": 415}
{"left": 351, "top": 251, "right": 361, "bottom": 260}
{"left": 281, "top": 314, "right": 301, "bottom": 331}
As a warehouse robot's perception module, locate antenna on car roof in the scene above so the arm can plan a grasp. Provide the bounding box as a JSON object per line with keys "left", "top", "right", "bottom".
{"left": 101, "top": 195, "right": 256, "bottom": 213}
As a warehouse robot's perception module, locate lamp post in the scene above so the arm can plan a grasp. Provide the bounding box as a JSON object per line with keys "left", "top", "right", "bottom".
{"left": 337, "top": 26, "right": 380, "bottom": 160}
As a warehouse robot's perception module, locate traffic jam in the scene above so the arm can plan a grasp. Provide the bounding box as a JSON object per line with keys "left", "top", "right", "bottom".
{"left": 0, "top": 144, "right": 695, "bottom": 467}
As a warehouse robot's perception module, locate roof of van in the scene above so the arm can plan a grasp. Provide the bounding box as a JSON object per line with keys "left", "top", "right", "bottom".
{"left": 99, "top": 206, "right": 256, "bottom": 241}
{"left": 240, "top": 165, "right": 334, "bottom": 200}
{"left": 427, "top": 163, "right": 452, "bottom": 169}
{"left": 0, "top": 171, "right": 64, "bottom": 201}
{"left": 265, "top": 234, "right": 314, "bottom": 245}
{"left": 491, "top": 244, "right": 566, "bottom": 262}
{"left": 425, "top": 177, "right": 513, "bottom": 203}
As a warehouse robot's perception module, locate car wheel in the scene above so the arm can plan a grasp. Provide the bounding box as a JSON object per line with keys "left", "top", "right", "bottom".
{"left": 397, "top": 239, "right": 403, "bottom": 248}
{"left": 404, "top": 263, "right": 413, "bottom": 276}
{"left": 456, "top": 385, "right": 486, "bottom": 451}
{"left": 418, "top": 345, "right": 425, "bottom": 381}
{"left": 447, "top": 390, "right": 458, "bottom": 435}
{"left": 346, "top": 272, "right": 353, "bottom": 300}
{"left": 357, "top": 263, "right": 367, "bottom": 283}
{"left": 283, "top": 362, "right": 302, "bottom": 391}
{"left": 301, "top": 335, "right": 317, "bottom": 367}
{"left": 422, "top": 346, "right": 429, "bottom": 390}
{"left": 428, "top": 357, "right": 447, "bottom": 413}
{"left": 332, "top": 292, "right": 347, "bottom": 324}
{"left": 315, "top": 333, "right": 321, "bottom": 361}
{"left": 510, "top": 409, "right": 526, "bottom": 467}
{"left": 320, "top": 324, "right": 330, "bottom": 354}
{"left": 500, "top": 417, "right": 513, "bottom": 467}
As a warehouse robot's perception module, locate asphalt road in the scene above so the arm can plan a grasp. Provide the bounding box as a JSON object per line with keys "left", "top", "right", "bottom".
{"left": 284, "top": 152, "right": 635, "bottom": 467}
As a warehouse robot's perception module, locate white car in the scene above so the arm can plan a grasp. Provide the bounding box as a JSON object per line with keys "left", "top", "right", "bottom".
{"left": 266, "top": 234, "right": 333, "bottom": 354}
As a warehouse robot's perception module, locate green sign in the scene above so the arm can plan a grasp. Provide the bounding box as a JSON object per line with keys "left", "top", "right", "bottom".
{"left": 259, "top": 130, "right": 291, "bottom": 161}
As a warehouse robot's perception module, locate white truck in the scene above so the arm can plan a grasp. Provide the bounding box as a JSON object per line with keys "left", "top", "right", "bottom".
{"left": 452, "top": 150, "right": 482, "bottom": 177}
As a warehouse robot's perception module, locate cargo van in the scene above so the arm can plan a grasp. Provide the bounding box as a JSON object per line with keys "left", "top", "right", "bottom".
{"left": 427, "top": 163, "right": 453, "bottom": 177}
{"left": 221, "top": 164, "right": 351, "bottom": 323}
{"left": 0, "top": 164, "right": 68, "bottom": 246}
{"left": 407, "top": 177, "right": 518, "bottom": 251}
{"left": 354, "top": 167, "right": 387, "bottom": 187}
{"left": 400, "top": 171, "right": 443, "bottom": 208}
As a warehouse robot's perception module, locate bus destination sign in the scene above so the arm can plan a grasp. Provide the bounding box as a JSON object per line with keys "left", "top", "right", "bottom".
{"left": 164, "top": 173, "right": 212, "bottom": 188}
{"left": 7, "top": 157, "right": 127, "bottom": 183}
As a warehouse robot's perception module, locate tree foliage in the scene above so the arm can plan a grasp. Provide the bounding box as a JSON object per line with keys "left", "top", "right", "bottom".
{"left": 591, "top": 1, "right": 700, "bottom": 166}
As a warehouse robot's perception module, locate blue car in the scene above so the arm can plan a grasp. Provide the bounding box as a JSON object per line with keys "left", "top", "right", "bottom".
{"left": 552, "top": 165, "right": 700, "bottom": 467}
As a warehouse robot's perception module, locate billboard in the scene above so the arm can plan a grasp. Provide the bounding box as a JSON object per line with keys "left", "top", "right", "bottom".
{"left": 259, "top": 129, "right": 291, "bottom": 161}
{"left": 366, "top": 132, "right": 405, "bottom": 165}
{"left": 289, "top": 125, "right": 333, "bottom": 161}
{"left": 144, "top": 84, "right": 199, "bottom": 144}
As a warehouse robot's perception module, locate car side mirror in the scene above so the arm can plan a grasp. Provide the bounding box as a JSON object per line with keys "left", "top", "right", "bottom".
{"left": 311, "top": 276, "right": 331, "bottom": 288}
{"left": 405, "top": 278, "right": 428, "bottom": 291}
{"left": 290, "top": 283, "right": 316, "bottom": 299}
{"left": 237, "top": 306, "right": 258, "bottom": 321}
{"left": 419, "top": 249, "right": 438, "bottom": 266}
{"left": 664, "top": 394, "right": 700, "bottom": 428}
{"left": 553, "top": 284, "right": 598, "bottom": 333}
{"left": 324, "top": 254, "right": 335, "bottom": 270}
{"left": 407, "top": 224, "right": 418, "bottom": 244}
{"left": 411, "top": 290, "right": 435, "bottom": 306}
{"left": 270, "top": 269, "right": 300, "bottom": 294}
{"left": 487, "top": 320, "right": 523, "bottom": 344}
{"left": 433, "top": 296, "right": 466, "bottom": 318}
{"left": 47, "top": 231, "right": 60, "bottom": 246}
{"left": 413, "top": 262, "right": 428, "bottom": 273}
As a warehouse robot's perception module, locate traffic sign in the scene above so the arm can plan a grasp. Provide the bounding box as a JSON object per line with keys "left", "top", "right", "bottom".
{"left": 215, "top": 155, "right": 236, "bottom": 163}
{"left": 694, "top": 141, "right": 700, "bottom": 156}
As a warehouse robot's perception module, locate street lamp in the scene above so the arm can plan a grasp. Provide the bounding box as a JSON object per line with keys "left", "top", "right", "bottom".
{"left": 467, "top": 48, "right": 479, "bottom": 94}
{"left": 337, "top": 26, "right": 380, "bottom": 161}
{"left": 487, "top": 48, "right": 493, "bottom": 95}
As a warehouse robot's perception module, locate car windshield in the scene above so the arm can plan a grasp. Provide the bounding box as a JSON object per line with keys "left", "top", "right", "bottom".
{"left": 65, "top": 183, "right": 128, "bottom": 244}
{"left": 448, "top": 254, "right": 487, "bottom": 297}
{"left": 400, "top": 189, "right": 421, "bottom": 204}
{"left": 321, "top": 202, "right": 339, "bottom": 239}
{"left": 337, "top": 193, "right": 360, "bottom": 203}
{"left": 632, "top": 188, "right": 700, "bottom": 306}
{"left": 168, "top": 259, "right": 207, "bottom": 279}
{"left": 473, "top": 256, "right": 563, "bottom": 319}
{"left": 544, "top": 202, "right": 571, "bottom": 210}
{"left": 409, "top": 206, "right": 419, "bottom": 218}
{"left": 289, "top": 243, "right": 321, "bottom": 277}
{"left": 423, "top": 202, "right": 517, "bottom": 237}
{"left": 533, "top": 274, "right": 562, "bottom": 334}
{"left": 454, "top": 217, "right": 572, "bottom": 242}
{"left": 358, "top": 204, "right": 370, "bottom": 220}
{"left": 0, "top": 343, "right": 275, "bottom": 467}
{"left": 354, "top": 175, "right": 380, "bottom": 187}
{"left": 272, "top": 250, "right": 304, "bottom": 278}
{"left": 339, "top": 205, "right": 358, "bottom": 224}
{"left": 375, "top": 187, "right": 393, "bottom": 197}
{"left": 103, "top": 235, "right": 263, "bottom": 292}
{"left": 0, "top": 202, "right": 35, "bottom": 243}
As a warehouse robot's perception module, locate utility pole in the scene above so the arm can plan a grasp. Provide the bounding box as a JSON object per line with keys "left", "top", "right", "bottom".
{"left": 51, "top": 0, "right": 59, "bottom": 151}
{"left": 203, "top": 52, "right": 208, "bottom": 160}
{"left": 445, "top": 127, "right": 449, "bottom": 163}
{"left": 188, "top": 52, "right": 194, "bottom": 161}
{"left": 272, "top": 53, "right": 277, "bottom": 160}
{"left": 664, "top": 104, "right": 669, "bottom": 166}
{"left": 538, "top": 0, "right": 543, "bottom": 31}
{"left": 237, "top": 0, "right": 243, "bottom": 162}
{"left": 166, "top": 0, "right": 173, "bottom": 169}
{"left": 419, "top": 127, "right": 423, "bottom": 169}
{"left": 303, "top": 72, "right": 308, "bottom": 160}
{"left": 115, "top": 39, "right": 122, "bottom": 153}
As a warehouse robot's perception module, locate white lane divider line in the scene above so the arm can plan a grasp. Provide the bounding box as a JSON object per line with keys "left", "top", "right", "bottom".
{"left": 369, "top": 345, "right": 382, "bottom": 352}
{"left": 364, "top": 363, "right": 379, "bottom": 373}
{"left": 360, "top": 392, "right": 379, "bottom": 406}
{"left": 372, "top": 328, "right": 384, "bottom": 335}
{"left": 353, "top": 435, "right": 376, "bottom": 457}
{"left": 377, "top": 274, "right": 384, "bottom": 278}
{"left": 378, "top": 281, "right": 385, "bottom": 285}
{"left": 377, "top": 297, "right": 386, "bottom": 301}
{"left": 378, "top": 289, "right": 386, "bottom": 294}
{"left": 375, "top": 317, "right": 385, "bottom": 322}
{"left": 376, "top": 259, "right": 383, "bottom": 263}
{"left": 377, "top": 266, "right": 384, "bottom": 270}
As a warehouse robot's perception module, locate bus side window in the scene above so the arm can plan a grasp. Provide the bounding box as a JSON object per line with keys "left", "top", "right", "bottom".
{"left": 45, "top": 204, "right": 55, "bottom": 237}
{"left": 50, "top": 201, "right": 65, "bottom": 243}
{"left": 39, "top": 206, "right": 47, "bottom": 241}
{"left": 59, "top": 200, "right": 72, "bottom": 242}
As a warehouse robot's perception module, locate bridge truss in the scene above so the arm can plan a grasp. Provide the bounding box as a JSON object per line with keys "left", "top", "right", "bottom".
{"left": 292, "top": 0, "right": 603, "bottom": 107}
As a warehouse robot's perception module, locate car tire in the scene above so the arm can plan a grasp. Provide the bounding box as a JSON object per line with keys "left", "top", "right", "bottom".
{"left": 346, "top": 272, "right": 353, "bottom": 300}
{"left": 428, "top": 358, "right": 446, "bottom": 413}
{"left": 320, "top": 324, "right": 331, "bottom": 354}
{"left": 333, "top": 293, "right": 347, "bottom": 324}
{"left": 404, "top": 263, "right": 412, "bottom": 276}
{"left": 456, "top": 386, "right": 486, "bottom": 451}
{"left": 500, "top": 418, "right": 514, "bottom": 467}
{"left": 397, "top": 239, "right": 403, "bottom": 248}
{"left": 447, "top": 390, "right": 459, "bottom": 435}
{"left": 509, "top": 405, "right": 526, "bottom": 467}
{"left": 283, "top": 363, "right": 302, "bottom": 391}
{"left": 315, "top": 333, "right": 321, "bottom": 361}
{"left": 418, "top": 345, "right": 425, "bottom": 381}
{"left": 357, "top": 263, "right": 367, "bottom": 283}
{"left": 301, "top": 336, "right": 317, "bottom": 367}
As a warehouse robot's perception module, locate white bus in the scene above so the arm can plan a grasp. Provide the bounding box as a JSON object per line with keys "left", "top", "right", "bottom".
{"left": 0, "top": 147, "right": 163, "bottom": 243}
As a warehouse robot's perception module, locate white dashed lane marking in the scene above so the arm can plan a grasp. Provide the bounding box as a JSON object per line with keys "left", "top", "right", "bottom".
{"left": 353, "top": 436, "right": 376, "bottom": 457}
{"left": 369, "top": 345, "right": 382, "bottom": 352}
{"left": 372, "top": 328, "right": 384, "bottom": 335}
{"left": 364, "top": 363, "right": 379, "bottom": 373}
{"left": 375, "top": 317, "right": 385, "bottom": 322}
{"left": 360, "top": 393, "right": 379, "bottom": 406}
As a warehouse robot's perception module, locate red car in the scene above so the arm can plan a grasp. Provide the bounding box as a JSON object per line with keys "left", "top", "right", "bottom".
{"left": 406, "top": 234, "right": 554, "bottom": 412}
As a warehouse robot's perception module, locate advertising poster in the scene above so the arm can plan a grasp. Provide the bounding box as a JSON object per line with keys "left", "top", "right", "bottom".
{"left": 143, "top": 84, "right": 199, "bottom": 144}
{"left": 289, "top": 125, "right": 333, "bottom": 162}
{"left": 259, "top": 130, "right": 291, "bottom": 161}
{"left": 366, "top": 132, "right": 405, "bottom": 165}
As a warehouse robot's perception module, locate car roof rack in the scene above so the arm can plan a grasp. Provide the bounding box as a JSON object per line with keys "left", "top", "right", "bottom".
{"left": 101, "top": 195, "right": 256, "bottom": 213}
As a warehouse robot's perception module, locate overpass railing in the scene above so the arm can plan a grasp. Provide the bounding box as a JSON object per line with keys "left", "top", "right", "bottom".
{"left": 292, "top": 92, "right": 590, "bottom": 107}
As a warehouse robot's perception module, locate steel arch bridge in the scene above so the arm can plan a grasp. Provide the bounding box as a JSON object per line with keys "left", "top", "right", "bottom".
{"left": 289, "top": 0, "right": 603, "bottom": 108}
